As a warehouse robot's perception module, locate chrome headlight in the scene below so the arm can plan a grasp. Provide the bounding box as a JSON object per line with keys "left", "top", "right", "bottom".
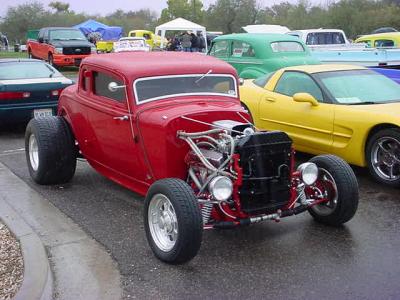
{"left": 54, "top": 47, "right": 63, "bottom": 54}
{"left": 91, "top": 47, "right": 97, "bottom": 53}
{"left": 243, "top": 127, "right": 254, "bottom": 136}
{"left": 297, "top": 162, "right": 318, "bottom": 185}
{"left": 208, "top": 176, "right": 233, "bottom": 201}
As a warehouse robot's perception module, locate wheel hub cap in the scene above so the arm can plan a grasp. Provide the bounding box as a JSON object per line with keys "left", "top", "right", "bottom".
{"left": 28, "top": 134, "right": 39, "bottom": 171}
{"left": 372, "top": 137, "right": 400, "bottom": 181}
{"left": 148, "top": 194, "right": 178, "bottom": 252}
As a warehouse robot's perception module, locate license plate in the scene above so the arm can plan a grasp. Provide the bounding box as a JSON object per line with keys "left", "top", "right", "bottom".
{"left": 34, "top": 108, "right": 53, "bottom": 118}
{"left": 74, "top": 59, "right": 82, "bottom": 66}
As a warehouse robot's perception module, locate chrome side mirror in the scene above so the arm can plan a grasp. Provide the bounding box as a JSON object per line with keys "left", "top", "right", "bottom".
{"left": 108, "top": 82, "right": 126, "bottom": 92}
{"left": 239, "top": 78, "right": 244, "bottom": 86}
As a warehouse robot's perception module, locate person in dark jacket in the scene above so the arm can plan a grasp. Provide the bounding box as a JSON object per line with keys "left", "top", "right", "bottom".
{"left": 181, "top": 32, "right": 192, "bottom": 52}
{"left": 190, "top": 32, "right": 199, "bottom": 52}
{"left": 198, "top": 32, "right": 206, "bottom": 52}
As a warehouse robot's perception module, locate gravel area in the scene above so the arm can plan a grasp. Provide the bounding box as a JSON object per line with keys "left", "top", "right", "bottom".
{"left": 0, "top": 221, "right": 23, "bottom": 300}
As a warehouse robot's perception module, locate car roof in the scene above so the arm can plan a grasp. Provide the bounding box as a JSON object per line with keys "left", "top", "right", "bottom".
{"left": 0, "top": 58, "right": 43, "bottom": 63}
{"left": 83, "top": 52, "right": 238, "bottom": 79}
{"left": 356, "top": 32, "right": 400, "bottom": 40}
{"left": 281, "top": 64, "right": 366, "bottom": 74}
{"left": 214, "top": 33, "right": 302, "bottom": 44}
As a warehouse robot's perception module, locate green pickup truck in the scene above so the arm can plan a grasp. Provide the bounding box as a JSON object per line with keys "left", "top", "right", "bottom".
{"left": 208, "top": 33, "right": 319, "bottom": 79}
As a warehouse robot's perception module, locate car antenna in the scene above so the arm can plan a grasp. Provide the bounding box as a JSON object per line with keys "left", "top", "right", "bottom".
{"left": 194, "top": 69, "right": 212, "bottom": 84}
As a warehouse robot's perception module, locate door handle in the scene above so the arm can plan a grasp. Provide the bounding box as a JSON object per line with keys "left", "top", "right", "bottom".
{"left": 113, "top": 115, "right": 129, "bottom": 121}
{"left": 264, "top": 97, "right": 276, "bottom": 102}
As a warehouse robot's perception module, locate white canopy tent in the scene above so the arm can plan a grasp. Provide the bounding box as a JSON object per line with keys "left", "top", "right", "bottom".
{"left": 155, "top": 17, "right": 207, "bottom": 51}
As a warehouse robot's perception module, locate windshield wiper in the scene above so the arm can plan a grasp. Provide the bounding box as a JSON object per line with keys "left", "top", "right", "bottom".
{"left": 195, "top": 69, "right": 212, "bottom": 85}
{"left": 348, "top": 101, "right": 377, "bottom": 105}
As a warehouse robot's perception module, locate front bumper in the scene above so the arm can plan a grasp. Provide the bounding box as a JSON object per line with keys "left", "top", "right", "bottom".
{"left": 53, "top": 54, "right": 92, "bottom": 66}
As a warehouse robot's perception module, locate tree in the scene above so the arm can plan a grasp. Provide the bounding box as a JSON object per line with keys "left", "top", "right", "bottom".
{"left": 159, "top": 0, "right": 204, "bottom": 24}
{"left": 49, "top": 1, "right": 70, "bottom": 13}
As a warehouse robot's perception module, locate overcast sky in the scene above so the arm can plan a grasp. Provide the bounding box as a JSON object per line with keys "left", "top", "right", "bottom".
{"left": 0, "top": 0, "right": 309, "bottom": 18}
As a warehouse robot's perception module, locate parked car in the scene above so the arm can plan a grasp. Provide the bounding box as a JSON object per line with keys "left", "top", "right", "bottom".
{"left": 127, "top": 30, "right": 166, "bottom": 49}
{"left": 208, "top": 33, "right": 319, "bottom": 79}
{"left": 27, "top": 27, "right": 96, "bottom": 67}
{"left": 239, "top": 64, "right": 400, "bottom": 186}
{"left": 0, "top": 59, "right": 72, "bottom": 125}
{"left": 372, "top": 68, "right": 400, "bottom": 84}
{"left": 355, "top": 32, "right": 400, "bottom": 48}
{"left": 24, "top": 52, "right": 358, "bottom": 264}
{"left": 113, "top": 37, "right": 150, "bottom": 53}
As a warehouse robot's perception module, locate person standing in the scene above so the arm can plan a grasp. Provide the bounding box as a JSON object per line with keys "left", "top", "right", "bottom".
{"left": 198, "top": 32, "right": 206, "bottom": 52}
{"left": 181, "top": 32, "right": 192, "bottom": 52}
{"left": 190, "top": 32, "right": 199, "bottom": 52}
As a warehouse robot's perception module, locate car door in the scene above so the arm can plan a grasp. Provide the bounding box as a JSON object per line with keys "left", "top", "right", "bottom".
{"left": 82, "top": 68, "right": 143, "bottom": 180}
{"left": 229, "top": 40, "right": 258, "bottom": 77}
{"left": 259, "top": 71, "right": 334, "bottom": 154}
{"left": 37, "top": 29, "right": 47, "bottom": 59}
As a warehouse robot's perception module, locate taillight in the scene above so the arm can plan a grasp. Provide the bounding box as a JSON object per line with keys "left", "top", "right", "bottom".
{"left": 51, "top": 89, "right": 64, "bottom": 96}
{"left": 0, "top": 91, "right": 30, "bottom": 100}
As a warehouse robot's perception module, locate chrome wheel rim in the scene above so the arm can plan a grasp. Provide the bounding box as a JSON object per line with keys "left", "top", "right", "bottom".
{"left": 371, "top": 137, "right": 400, "bottom": 181}
{"left": 148, "top": 194, "right": 178, "bottom": 252}
{"left": 311, "top": 168, "right": 338, "bottom": 216}
{"left": 29, "top": 134, "right": 39, "bottom": 171}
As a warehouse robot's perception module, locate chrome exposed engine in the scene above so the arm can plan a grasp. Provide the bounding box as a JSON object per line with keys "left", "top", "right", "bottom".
{"left": 178, "top": 118, "right": 293, "bottom": 225}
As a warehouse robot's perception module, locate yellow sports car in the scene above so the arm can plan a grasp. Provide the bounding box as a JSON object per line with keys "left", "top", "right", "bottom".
{"left": 240, "top": 64, "right": 400, "bottom": 186}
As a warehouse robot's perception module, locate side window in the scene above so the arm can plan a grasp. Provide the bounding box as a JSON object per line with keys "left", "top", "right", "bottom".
{"left": 130, "top": 32, "right": 136, "bottom": 37}
{"left": 358, "top": 40, "right": 371, "bottom": 47}
{"left": 209, "top": 40, "right": 229, "bottom": 58}
{"left": 275, "top": 72, "right": 323, "bottom": 102}
{"left": 143, "top": 34, "right": 151, "bottom": 40}
{"left": 375, "top": 39, "right": 395, "bottom": 47}
{"left": 93, "top": 71, "right": 126, "bottom": 103}
{"left": 231, "top": 41, "right": 255, "bottom": 58}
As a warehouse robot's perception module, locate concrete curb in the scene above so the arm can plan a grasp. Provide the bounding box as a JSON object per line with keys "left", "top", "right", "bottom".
{"left": 0, "top": 197, "right": 53, "bottom": 300}
{"left": 0, "top": 162, "right": 122, "bottom": 300}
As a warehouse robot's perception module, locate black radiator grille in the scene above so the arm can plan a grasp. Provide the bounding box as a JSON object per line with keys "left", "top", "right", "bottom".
{"left": 236, "top": 131, "right": 293, "bottom": 214}
{"left": 62, "top": 47, "right": 91, "bottom": 55}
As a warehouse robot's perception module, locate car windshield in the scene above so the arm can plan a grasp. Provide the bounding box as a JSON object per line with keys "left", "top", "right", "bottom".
{"left": 0, "top": 62, "right": 63, "bottom": 80}
{"left": 315, "top": 69, "right": 400, "bottom": 104}
{"left": 270, "top": 41, "right": 304, "bottom": 52}
{"left": 49, "top": 29, "right": 87, "bottom": 40}
{"left": 134, "top": 74, "right": 237, "bottom": 103}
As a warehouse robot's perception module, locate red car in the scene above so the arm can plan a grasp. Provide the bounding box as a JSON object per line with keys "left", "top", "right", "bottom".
{"left": 25, "top": 52, "right": 358, "bottom": 264}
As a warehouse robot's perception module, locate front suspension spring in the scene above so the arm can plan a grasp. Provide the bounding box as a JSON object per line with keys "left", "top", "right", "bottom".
{"left": 201, "top": 202, "right": 214, "bottom": 225}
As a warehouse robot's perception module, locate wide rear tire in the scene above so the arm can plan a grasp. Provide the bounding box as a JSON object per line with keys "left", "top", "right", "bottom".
{"left": 25, "top": 116, "right": 77, "bottom": 185}
{"left": 308, "top": 155, "right": 358, "bottom": 226}
{"left": 144, "top": 178, "right": 203, "bottom": 264}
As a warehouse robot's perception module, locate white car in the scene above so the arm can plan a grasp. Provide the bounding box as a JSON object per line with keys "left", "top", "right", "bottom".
{"left": 113, "top": 37, "right": 150, "bottom": 53}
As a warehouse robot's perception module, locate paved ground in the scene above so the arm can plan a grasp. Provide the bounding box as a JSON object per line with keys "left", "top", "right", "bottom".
{"left": 0, "top": 125, "right": 399, "bottom": 300}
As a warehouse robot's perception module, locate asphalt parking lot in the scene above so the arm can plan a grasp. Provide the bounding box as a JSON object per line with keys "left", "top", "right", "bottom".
{"left": 0, "top": 125, "right": 399, "bottom": 300}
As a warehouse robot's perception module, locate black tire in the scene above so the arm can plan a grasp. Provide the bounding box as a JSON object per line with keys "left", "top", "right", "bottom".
{"left": 28, "top": 49, "right": 34, "bottom": 59}
{"left": 144, "top": 178, "right": 203, "bottom": 264}
{"left": 365, "top": 128, "right": 400, "bottom": 186}
{"left": 48, "top": 53, "right": 55, "bottom": 67}
{"left": 308, "top": 155, "right": 358, "bottom": 226}
{"left": 25, "top": 116, "right": 77, "bottom": 185}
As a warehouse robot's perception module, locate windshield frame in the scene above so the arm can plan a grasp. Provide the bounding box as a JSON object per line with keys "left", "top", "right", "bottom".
{"left": 312, "top": 69, "right": 400, "bottom": 105}
{"left": 133, "top": 73, "right": 238, "bottom": 105}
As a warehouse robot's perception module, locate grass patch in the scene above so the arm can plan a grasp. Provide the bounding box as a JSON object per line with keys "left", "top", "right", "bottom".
{"left": 0, "top": 51, "right": 28, "bottom": 59}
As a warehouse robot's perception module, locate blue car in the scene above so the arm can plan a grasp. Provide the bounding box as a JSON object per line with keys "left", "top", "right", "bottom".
{"left": 0, "top": 59, "right": 73, "bottom": 125}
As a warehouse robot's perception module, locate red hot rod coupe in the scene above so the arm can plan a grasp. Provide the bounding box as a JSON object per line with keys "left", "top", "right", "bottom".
{"left": 25, "top": 52, "right": 359, "bottom": 264}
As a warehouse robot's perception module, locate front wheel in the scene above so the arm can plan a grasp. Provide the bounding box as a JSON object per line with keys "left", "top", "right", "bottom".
{"left": 308, "top": 155, "right": 358, "bottom": 226}
{"left": 25, "top": 117, "right": 77, "bottom": 184}
{"left": 366, "top": 128, "right": 400, "bottom": 186}
{"left": 28, "top": 49, "right": 34, "bottom": 59}
{"left": 144, "top": 178, "right": 203, "bottom": 264}
{"left": 48, "top": 53, "right": 55, "bottom": 67}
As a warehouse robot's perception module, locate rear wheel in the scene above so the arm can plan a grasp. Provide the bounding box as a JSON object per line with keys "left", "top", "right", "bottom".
{"left": 366, "top": 128, "right": 400, "bottom": 186}
{"left": 308, "top": 155, "right": 358, "bottom": 226}
{"left": 25, "top": 116, "right": 77, "bottom": 184}
{"left": 144, "top": 178, "right": 203, "bottom": 264}
{"left": 48, "top": 53, "right": 55, "bottom": 67}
